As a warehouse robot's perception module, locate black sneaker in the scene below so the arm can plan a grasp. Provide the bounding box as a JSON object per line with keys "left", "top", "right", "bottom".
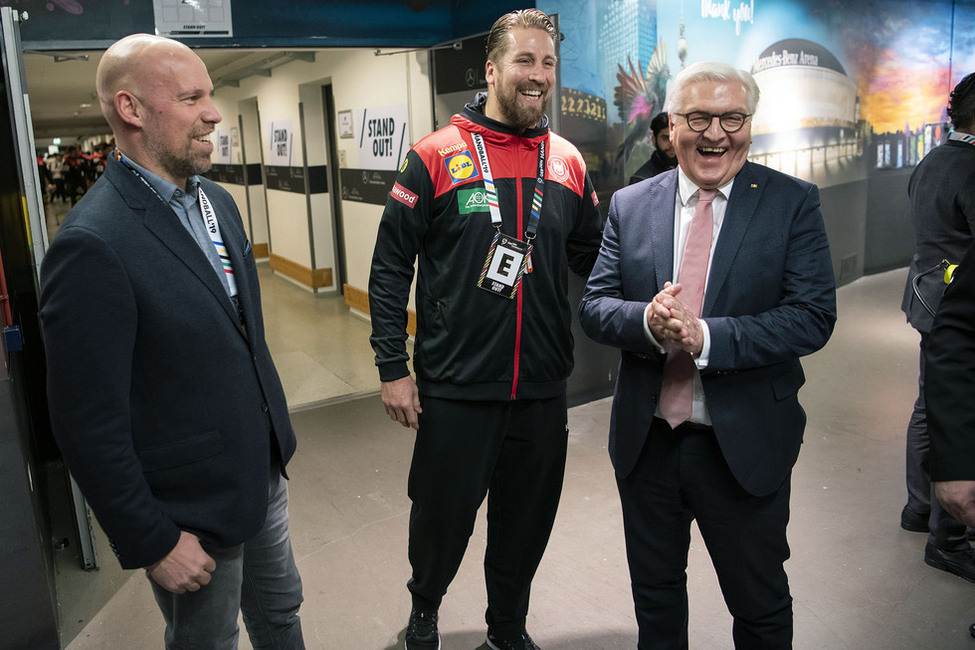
{"left": 405, "top": 608, "right": 440, "bottom": 650}
{"left": 486, "top": 631, "right": 540, "bottom": 650}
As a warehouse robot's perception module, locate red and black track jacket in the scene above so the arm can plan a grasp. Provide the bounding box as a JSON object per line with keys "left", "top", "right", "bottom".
{"left": 368, "top": 95, "right": 603, "bottom": 401}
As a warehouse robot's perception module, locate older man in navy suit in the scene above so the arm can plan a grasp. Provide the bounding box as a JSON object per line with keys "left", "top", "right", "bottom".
{"left": 40, "top": 35, "right": 304, "bottom": 648}
{"left": 579, "top": 62, "right": 836, "bottom": 648}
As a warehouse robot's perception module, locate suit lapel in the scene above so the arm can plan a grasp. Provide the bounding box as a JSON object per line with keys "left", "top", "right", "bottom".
{"left": 648, "top": 171, "right": 678, "bottom": 293}
{"left": 109, "top": 162, "right": 244, "bottom": 332}
{"left": 703, "top": 162, "right": 763, "bottom": 316}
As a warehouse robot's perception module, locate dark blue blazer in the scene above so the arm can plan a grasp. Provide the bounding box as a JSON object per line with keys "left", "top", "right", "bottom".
{"left": 40, "top": 157, "right": 296, "bottom": 569}
{"left": 579, "top": 162, "right": 836, "bottom": 496}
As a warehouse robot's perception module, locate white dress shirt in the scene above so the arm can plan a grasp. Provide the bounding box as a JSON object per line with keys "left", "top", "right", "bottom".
{"left": 643, "top": 168, "right": 735, "bottom": 425}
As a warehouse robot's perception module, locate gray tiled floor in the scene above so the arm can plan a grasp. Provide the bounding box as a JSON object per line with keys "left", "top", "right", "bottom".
{"left": 56, "top": 266, "right": 975, "bottom": 649}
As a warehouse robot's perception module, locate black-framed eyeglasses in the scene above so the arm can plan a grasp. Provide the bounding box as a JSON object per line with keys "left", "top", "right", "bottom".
{"left": 674, "top": 111, "right": 752, "bottom": 133}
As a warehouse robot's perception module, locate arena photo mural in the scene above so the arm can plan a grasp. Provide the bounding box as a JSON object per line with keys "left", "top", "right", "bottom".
{"left": 539, "top": 0, "right": 975, "bottom": 283}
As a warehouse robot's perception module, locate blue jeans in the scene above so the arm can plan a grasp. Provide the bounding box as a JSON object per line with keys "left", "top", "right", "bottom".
{"left": 149, "top": 462, "right": 304, "bottom": 649}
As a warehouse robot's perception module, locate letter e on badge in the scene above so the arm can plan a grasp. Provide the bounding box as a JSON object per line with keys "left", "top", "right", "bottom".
{"left": 486, "top": 240, "right": 524, "bottom": 286}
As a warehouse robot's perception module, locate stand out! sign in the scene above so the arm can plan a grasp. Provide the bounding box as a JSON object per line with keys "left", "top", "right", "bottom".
{"left": 358, "top": 104, "right": 410, "bottom": 171}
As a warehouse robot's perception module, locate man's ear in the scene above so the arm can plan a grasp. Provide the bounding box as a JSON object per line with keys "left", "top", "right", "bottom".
{"left": 115, "top": 91, "right": 143, "bottom": 128}
{"left": 485, "top": 59, "right": 496, "bottom": 87}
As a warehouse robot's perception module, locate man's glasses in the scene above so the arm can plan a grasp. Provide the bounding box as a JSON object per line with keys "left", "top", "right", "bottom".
{"left": 674, "top": 111, "right": 752, "bottom": 133}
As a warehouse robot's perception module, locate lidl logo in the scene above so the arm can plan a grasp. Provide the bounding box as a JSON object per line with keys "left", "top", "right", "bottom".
{"left": 458, "top": 188, "right": 490, "bottom": 214}
{"left": 445, "top": 152, "right": 478, "bottom": 184}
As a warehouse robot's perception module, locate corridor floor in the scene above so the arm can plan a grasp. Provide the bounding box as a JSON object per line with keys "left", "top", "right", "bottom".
{"left": 56, "top": 267, "right": 975, "bottom": 649}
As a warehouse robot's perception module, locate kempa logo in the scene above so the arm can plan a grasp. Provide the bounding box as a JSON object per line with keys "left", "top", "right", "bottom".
{"left": 437, "top": 142, "right": 467, "bottom": 157}
{"left": 458, "top": 188, "right": 490, "bottom": 214}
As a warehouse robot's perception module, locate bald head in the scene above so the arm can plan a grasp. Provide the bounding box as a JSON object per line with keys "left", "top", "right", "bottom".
{"left": 96, "top": 34, "right": 221, "bottom": 188}
{"left": 97, "top": 34, "right": 196, "bottom": 128}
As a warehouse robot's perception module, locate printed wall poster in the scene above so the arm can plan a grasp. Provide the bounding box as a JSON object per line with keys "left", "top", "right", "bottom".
{"left": 215, "top": 129, "right": 232, "bottom": 165}
{"left": 357, "top": 104, "right": 410, "bottom": 171}
{"left": 540, "top": 0, "right": 975, "bottom": 280}
{"left": 153, "top": 0, "right": 233, "bottom": 37}
{"left": 268, "top": 120, "right": 294, "bottom": 167}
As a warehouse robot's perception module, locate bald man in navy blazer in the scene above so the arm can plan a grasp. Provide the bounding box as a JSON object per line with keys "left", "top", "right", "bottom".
{"left": 579, "top": 62, "right": 836, "bottom": 648}
{"left": 40, "top": 35, "right": 304, "bottom": 648}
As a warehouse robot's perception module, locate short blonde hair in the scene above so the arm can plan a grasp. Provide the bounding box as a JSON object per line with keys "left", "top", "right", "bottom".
{"left": 485, "top": 9, "right": 558, "bottom": 64}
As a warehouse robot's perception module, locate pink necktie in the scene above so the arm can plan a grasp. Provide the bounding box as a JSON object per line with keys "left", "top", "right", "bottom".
{"left": 659, "top": 188, "right": 716, "bottom": 429}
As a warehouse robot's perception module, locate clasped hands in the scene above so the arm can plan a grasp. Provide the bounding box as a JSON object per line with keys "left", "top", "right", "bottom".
{"left": 646, "top": 282, "right": 705, "bottom": 357}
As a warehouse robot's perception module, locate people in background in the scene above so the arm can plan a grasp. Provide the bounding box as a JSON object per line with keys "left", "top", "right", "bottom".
{"left": 46, "top": 151, "right": 66, "bottom": 202}
{"left": 899, "top": 72, "right": 975, "bottom": 582}
{"left": 628, "top": 111, "right": 677, "bottom": 184}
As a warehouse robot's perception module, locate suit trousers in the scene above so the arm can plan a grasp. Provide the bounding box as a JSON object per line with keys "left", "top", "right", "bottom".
{"left": 905, "top": 333, "right": 968, "bottom": 549}
{"left": 617, "top": 418, "right": 793, "bottom": 649}
{"left": 406, "top": 394, "right": 568, "bottom": 636}
{"left": 149, "top": 461, "right": 304, "bottom": 649}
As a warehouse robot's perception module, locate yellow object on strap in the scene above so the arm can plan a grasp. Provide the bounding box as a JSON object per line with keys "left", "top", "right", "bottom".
{"left": 945, "top": 264, "right": 959, "bottom": 284}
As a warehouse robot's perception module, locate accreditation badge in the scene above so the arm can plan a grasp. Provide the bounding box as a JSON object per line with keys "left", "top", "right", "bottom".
{"left": 477, "top": 231, "right": 532, "bottom": 299}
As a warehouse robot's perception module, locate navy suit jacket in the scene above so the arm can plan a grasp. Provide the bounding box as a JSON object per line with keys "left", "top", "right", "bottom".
{"left": 579, "top": 162, "right": 836, "bottom": 496}
{"left": 40, "top": 157, "right": 296, "bottom": 569}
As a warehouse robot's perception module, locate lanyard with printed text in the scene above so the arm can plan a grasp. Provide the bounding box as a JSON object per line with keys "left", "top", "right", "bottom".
{"left": 197, "top": 188, "right": 238, "bottom": 296}
{"left": 472, "top": 133, "right": 547, "bottom": 298}
{"left": 471, "top": 132, "right": 547, "bottom": 243}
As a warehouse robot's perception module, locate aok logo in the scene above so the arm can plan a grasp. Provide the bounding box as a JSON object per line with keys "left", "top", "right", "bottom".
{"left": 458, "top": 188, "right": 490, "bottom": 214}
{"left": 445, "top": 152, "right": 478, "bottom": 184}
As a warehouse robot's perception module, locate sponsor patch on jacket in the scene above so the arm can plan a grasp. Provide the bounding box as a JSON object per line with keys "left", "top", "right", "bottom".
{"left": 390, "top": 181, "right": 418, "bottom": 208}
{"left": 399, "top": 157, "right": 409, "bottom": 173}
{"left": 547, "top": 154, "right": 570, "bottom": 183}
{"left": 437, "top": 142, "right": 467, "bottom": 157}
{"left": 445, "top": 152, "right": 478, "bottom": 184}
{"left": 458, "top": 188, "right": 490, "bottom": 214}
{"left": 591, "top": 190, "right": 599, "bottom": 206}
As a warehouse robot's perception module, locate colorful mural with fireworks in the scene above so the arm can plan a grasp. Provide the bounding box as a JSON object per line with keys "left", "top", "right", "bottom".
{"left": 540, "top": 0, "right": 975, "bottom": 192}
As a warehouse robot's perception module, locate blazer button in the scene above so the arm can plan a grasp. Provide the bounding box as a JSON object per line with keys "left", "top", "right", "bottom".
{"left": 262, "top": 403, "right": 269, "bottom": 413}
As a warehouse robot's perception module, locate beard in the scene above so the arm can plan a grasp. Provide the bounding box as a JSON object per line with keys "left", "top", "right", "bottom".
{"left": 495, "top": 80, "right": 550, "bottom": 132}
{"left": 144, "top": 130, "right": 213, "bottom": 186}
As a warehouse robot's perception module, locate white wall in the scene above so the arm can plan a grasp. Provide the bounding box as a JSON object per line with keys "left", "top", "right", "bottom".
{"left": 211, "top": 48, "right": 434, "bottom": 295}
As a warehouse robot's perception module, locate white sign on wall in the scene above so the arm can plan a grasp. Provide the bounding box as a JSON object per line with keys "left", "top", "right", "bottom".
{"left": 153, "top": 0, "right": 234, "bottom": 37}
{"left": 268, "top": 120, "right": 294, "bottom": 166}
{"left": 357, "top": 104, "right": 409, "bottom": 171}
{"left": 215, "top": 129, "right": 232, "bottom": 164}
